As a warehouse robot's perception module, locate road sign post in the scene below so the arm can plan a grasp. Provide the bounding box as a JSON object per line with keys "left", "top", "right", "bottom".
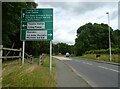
{"left": 50, "top": 40, "right": 52, "bottom": 72}
{"left": 22, "top": 41, "right": 25, "bottom": 64}
{"left": 21, "top": 8, "right": 53, "bottom": 71}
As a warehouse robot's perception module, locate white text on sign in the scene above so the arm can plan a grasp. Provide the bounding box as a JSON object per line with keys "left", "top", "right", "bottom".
{"left": 27, "top": 22, "right": 45, "bottom": 29}
{"left": 26, "top": 30, "right": 47, "bottom": 40}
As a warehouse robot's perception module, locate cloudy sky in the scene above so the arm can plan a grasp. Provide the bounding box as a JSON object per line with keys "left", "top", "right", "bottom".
{"left": 34, "top": 0, "right": 119, "bottom": 45}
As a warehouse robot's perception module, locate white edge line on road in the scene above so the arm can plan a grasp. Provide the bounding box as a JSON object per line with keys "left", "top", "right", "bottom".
{"left": 65, "top": 63, "right": 98, "bottom": 87}
{"left": 98, "top": 66, "right": 119, "bottom": 73}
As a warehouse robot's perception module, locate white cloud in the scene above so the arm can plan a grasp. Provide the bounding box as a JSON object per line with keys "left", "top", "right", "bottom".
{"left": 35, "top": 1, "right": 118, "bottom": 45}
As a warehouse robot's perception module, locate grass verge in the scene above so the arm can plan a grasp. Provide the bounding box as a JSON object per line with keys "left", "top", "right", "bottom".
{"left": 80, "top": 54, "right": 120, "bottom": 63}
{"left": 2, "top": 56, "right": 57, "bottom": 87}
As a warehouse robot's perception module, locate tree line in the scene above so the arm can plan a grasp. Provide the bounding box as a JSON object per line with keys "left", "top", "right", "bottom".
{"left": 53, "top": 43, "right": 74, "bottom": 55}
{"left": 74, "top": 23, "right": 120, "bottom": 56}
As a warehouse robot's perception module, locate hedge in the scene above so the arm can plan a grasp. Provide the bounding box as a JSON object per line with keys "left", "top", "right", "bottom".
{"left": 85, "top": 48, "right": 120, "bottom": 54}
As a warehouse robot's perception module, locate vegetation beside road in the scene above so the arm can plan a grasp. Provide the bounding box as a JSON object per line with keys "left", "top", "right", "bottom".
{"left": 79, "top": 48, "right": 120, "bottom": 63}
{"left": 75, "top": 23, "right": 120, "bottom": 56}
{"left": 2, "top": 56, "right": 57, "bottom": 87}
{"left": 80, "top": 54, "right": 120, "bottom": 63}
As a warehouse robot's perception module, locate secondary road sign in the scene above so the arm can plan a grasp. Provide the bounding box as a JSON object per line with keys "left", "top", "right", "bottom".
{"left": 20, "top": 8, "right": 53, "bottom": 41}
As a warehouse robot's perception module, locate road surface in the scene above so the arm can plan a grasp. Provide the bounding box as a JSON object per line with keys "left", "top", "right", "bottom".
{"left": 55, "top": 58, "right": 91, "bottom": 87}
{"left": 54, "top": 56, "right": 119, "bottom": 87}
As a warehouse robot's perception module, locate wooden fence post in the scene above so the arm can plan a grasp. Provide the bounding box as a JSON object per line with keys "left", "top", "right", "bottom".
{"left": 38, "top": 55, "right": 42, "bottom": 65}
{"left": 0, "top": 45, "right": 3, "bottom": 89}
{"left": 0, "top": 45, "right": 3, "bottom": 59}
{"left": 19, "top": 48, "right": 22, "bottom": 63}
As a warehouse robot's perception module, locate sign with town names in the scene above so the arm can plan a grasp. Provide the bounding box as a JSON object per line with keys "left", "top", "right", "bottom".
{"left": 20, "top": 8, "right": 53, "bottom": 41}
{"left": 26, "top": 30, "right": 47, "bottom": 40}
{"left": 27, "top": 22, "right": 45, "bottom": 29}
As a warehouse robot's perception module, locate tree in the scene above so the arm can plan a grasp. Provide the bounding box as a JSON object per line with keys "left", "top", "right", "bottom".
{"left": 75, "top": 23, "right": 114, "bottom": 56}
{"left": 112, "top": 29, "right": 120, "bottom": 48}
{"left": 53, "top": 43, "right": 73, "bottom": 55}
{"left": 25, "top": 41, "right": 50, "bottom": 57}
{"left": 2, "top": 2, "right": 38, "bottom": 48}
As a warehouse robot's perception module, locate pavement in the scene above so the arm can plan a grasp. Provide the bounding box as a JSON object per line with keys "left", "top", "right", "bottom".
{"left": 54, "top": 57, "right": 91, "bottom": 87}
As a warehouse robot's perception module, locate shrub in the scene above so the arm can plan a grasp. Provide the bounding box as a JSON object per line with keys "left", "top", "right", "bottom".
{"left": 85, "top": 48, "right": 120, "bottom": 54}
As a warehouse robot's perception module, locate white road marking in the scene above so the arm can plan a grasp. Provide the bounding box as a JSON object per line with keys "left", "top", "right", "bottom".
{"left": 98, "top": 66, "right": 119, "bottom": 72}
{"left": 86, "top": 63, "right": 93, "bottom": 65}
{"left": 82, "top": 62, "right": 86, "bottom": 64}
{"left": 53, "top": 56, "right": 72, "bottom": 60}
{"left": 82, "top": 62, "right": 93, "bottom": 65}
{"left": 66, "top": 63, "right": 98, "bottom": 87}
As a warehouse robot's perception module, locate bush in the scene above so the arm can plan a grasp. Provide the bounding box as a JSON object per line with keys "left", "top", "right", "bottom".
{"left": 85, "top": 48, "right": 120, "bottom": 54}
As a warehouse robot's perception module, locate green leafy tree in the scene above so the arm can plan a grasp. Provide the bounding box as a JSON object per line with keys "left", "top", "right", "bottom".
{"left": 25, "top": 41, "right": 50, "bottom": 57}
{"left": 75, "top": 23, "right": 114, "bottom": 56}
{"left": 53, "top": 43, "right": 72, "bottom": 55}
{"left": 2, "top": 2, "right": 37, "bottom": 48}
{"left": 112, "top": 29, "right": 120, "bottom": 48}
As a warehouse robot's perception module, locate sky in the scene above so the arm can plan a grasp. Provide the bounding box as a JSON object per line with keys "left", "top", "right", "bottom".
{"left": 34, "top": 0, "right": 119, "bottom": 45}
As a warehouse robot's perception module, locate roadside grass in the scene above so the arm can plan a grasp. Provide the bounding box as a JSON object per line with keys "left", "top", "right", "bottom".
{"left": 2, "top": 56, "right": 57, "bottom": 87}
{"left": 80, "top": 54, "right": 120, "bottom": 63}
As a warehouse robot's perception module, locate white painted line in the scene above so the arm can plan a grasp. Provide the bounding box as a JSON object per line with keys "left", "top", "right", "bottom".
{"left": 82, "top": 62, "right": 86, "bottom": 64}
{"left": 82, "top": 62, "right": 93, "bottom": 65}
{"left": 53, "top": 56, "right": 72, "bottom": 60}
{"left": 98, "top": 66, "right": 119, "bottom": 73}
{"left": 108, "top": 68, "right": 119, "bottom": 72}
{"left": 86, "top": 63, "right": 93, "bottom": 65}
{"left": 66, "top": 63, "right": 98, "bottom": 87}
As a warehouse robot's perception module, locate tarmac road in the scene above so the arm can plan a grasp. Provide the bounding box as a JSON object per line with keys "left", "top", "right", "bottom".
{"left": 55, "top": 58, "right": 91, "bottom": 87}
{"left": 54, "top": 56, "right": 119, "bottom": 88}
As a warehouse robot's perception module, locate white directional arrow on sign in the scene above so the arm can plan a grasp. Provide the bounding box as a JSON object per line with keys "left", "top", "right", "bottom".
{"left": 22, "top": 24, "right": 26, "bottom": 27}
{"left": 23, "top": 13, "right": 25, "bottom": 17}
{"left": 48, "top": 33, "right": 52, "bottom": 36}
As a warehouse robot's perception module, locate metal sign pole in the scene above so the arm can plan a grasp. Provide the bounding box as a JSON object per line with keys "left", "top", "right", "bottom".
{"left": 50, "top": 40, "right": 52, "bottom": 72}
{"left": 22, "top": 41, "right": 25, "bottom": 64}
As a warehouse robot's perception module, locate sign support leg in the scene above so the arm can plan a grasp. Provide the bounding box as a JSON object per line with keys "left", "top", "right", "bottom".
{"left": 22, "top": 41, "right": 25, "bottom": 64}
{"left": 50, "top": 40, "right": 52, "bottom": 72}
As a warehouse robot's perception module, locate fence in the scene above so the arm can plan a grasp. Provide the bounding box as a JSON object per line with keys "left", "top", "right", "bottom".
{"left": 0, "top": 45, "right": 34, "bottom": 64}
{"left": 0, "top": 45, "right": 22, "bottom": 61}
{"left": 25, "top": 52, "right": 33, "bottom": 64}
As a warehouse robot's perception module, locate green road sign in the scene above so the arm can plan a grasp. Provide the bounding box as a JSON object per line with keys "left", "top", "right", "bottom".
{"left": 20, "top": 8, "right": 53, "bottom": 41}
